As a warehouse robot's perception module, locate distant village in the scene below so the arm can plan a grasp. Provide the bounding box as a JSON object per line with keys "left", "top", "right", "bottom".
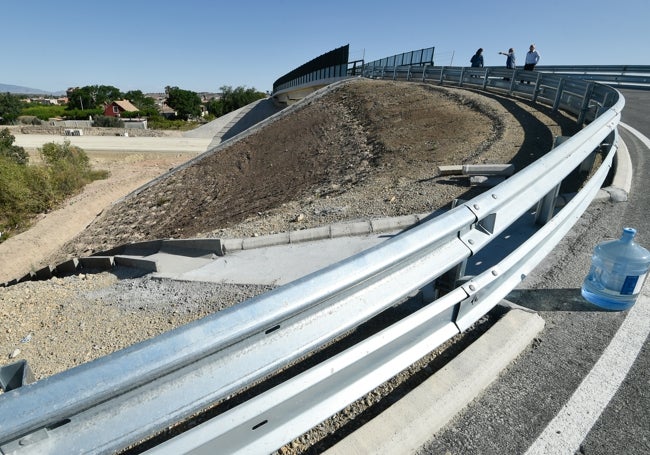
{"left": 21, "top": 90, "right": 224, "bottom": 120}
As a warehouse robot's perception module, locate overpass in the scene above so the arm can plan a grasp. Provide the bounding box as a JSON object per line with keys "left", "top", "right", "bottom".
{"left": 1, "top": 49, "right": 649, "bottom": 453}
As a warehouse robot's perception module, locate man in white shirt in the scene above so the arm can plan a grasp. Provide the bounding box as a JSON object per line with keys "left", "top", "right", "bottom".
{"left": 524, "top": 44, "right": 540, "bottom": 71}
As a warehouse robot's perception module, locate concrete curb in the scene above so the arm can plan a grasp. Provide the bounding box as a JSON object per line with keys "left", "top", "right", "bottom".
{"left": 324, "top": 307, "right": 545, "bottom": 455}
{"left": 221, "top": 214, "right": 430, "bottom": 253}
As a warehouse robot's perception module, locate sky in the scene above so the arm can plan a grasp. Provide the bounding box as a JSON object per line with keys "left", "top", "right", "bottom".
{"left": 3, "top": 0, "right": 649, "bottom": 95}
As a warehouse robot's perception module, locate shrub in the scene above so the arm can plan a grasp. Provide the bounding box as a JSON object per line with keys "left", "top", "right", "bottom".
{"left": 40, "top": 140, "right": 95, "bottom": 194}
{"left": 0, "top": 128, "right": 29, "bottom": 165}
{"left": 23, "top": 165, "right": 54, "bottom": 212}
{"left": 0, "top": 157, "right": 31, "bottom": 221}
{"left": 93, "top": 115, "right": 124, "bottom": 128}
{"left": 17, "top": 115, "right": 42, "bottom": 125}
{"left": 20, "top": 105, "right": 66, "bottom": 121}
{"left": 148, "top": 117, "right": 199, "bottom": 131}
{"left": 0, "top": 139, "right": 108, "bottom": 241}
{"left": 64, "top": 108, "right": 103, "bottom": 120}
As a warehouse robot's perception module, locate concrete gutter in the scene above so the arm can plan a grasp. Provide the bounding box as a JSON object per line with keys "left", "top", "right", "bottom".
{"left": 221, "top": 214, "right": 430, "bottom": 252}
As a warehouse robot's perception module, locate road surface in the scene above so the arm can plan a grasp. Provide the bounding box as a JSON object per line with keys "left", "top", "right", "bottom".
{"left": 419, "top": 89, "right": 650, "bottom": 455}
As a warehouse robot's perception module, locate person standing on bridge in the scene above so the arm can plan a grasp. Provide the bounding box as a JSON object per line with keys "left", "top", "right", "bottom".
{"left": 499, "top": 48, "right": 516, "bottom": 69}
{"left": 499, "top": 48, "right": 516, "bottom": 81}
{"left": 521, "top": 44, "right": 540, "bottom": 84}
{"left": 470, "top": 48, "right": 484, "bottom": 68}
{"left": 524, "top": 44, "right": 540, "bottom": 71}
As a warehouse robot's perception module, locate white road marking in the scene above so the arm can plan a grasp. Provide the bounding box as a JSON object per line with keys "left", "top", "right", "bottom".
{"left": 525, "top": 285, "right": 650, "bottom": 454}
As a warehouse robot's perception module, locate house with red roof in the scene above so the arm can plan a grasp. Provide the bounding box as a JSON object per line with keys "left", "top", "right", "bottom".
{"left": 104, "top": 99, "right": 139, "bottom": 118}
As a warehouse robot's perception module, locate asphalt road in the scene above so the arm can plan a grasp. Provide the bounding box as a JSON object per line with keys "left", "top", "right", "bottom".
{"left": 419, "top": 89, "right": 650, "bottom": 454}
{"left": 12, "top": 133, "right": 212, "bottom": 153}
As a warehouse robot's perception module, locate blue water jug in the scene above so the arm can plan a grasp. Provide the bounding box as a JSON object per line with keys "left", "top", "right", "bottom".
{"left": 581, "top": 227, "right": 650, "bottom": 310}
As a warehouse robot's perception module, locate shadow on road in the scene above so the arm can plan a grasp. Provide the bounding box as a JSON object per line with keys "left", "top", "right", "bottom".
{"left": 506, "top": 288, "right": 619, "bottom": 312}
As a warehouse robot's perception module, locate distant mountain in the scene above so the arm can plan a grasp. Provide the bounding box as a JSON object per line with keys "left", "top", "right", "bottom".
{"left": 0, "top": 83, "right": 64, "bottom": 95}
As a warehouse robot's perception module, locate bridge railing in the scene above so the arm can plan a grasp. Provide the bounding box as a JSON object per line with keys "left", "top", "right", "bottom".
{"left": 535, "top": 64, "right": 650, "bottom": 90}
{"left": 0, "top": 62, "right": 625, "bottom": 454}
{"left": 361, "top": 63, "right": 650, "bottom": 91}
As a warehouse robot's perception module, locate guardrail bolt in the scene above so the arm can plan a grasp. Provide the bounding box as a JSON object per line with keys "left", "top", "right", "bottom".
{"left": 469, "top": 284, "right": 476, "bottom": 291}
{"left": 473, "top": 204, "right": 480, "bottom": 210}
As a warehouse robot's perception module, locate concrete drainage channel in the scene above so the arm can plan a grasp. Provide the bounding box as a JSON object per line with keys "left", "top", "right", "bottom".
{"left": 1, "top": 213, "right": 433, "bottom": 287}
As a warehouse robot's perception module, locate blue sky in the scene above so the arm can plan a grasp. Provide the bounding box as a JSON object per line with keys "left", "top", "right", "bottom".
{"left": 3, "top": 0, "right": 648, "bottom": 94}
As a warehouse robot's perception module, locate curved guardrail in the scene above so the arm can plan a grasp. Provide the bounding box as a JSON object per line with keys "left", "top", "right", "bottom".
{"left": 535, "top": 65, "right": 650, "bottom": 90}
{"left": 0, "top": 64, "right": 624, "bottom": 454}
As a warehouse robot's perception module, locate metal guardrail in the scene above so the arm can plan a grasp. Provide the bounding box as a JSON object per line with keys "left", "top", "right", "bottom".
{"left": 0, "top": 64, "right": 624, "bottom": 454}
{"left": 361, "top": 63, "right": 650, "bottom": 91}
{"left": 535, "top": 65, "right": 650, "bottom": 90}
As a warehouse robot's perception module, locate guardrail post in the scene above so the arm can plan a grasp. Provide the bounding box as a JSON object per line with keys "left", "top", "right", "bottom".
{"left": 507, "top": 70, "right": 517, "bottom": 94}
{"left": 482, "top": 69, "right": 489, "bottom": 89}
{"left": 435, "top": 261, "right": 468, "bottom": 296}
{"left": 589, "top": 91, "right": 613, "bottom": 121}
{"left": 0, "top": 360, "right": 34, "bottom": 392}
{"left": 439, "top": 66, "right": 446, "bottom": 85}
{"left": 532, "top": 72, "right": 543, "bottom": 103}
{"left": 407, "top": 65, "right": 412, "bottom": 81}
{"left": 434, "top": 200, "right": 471, "bottom": 294}
{"left": 535, "top": 183, "right": 561, "bottom": 225}
{"left": 552, "top": 78, "right": 566, "bottom": 112}
{"left": 577, "top": 83, "right": 595, "bottom": 126}
{"left": 393, "top": 66, "right": 397, "bottom": 80}
{"left": 459, "top": 68, "right": 465, "bottom": 87}
{"left": 422, "top": 64, "right": 429, "bottom": 82}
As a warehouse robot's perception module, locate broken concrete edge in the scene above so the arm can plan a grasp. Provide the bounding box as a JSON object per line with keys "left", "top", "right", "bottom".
{"left": 0, "top": 214, "right": 429, "bottom": 287}
{"left": 590, "top": 136, "right": 632, "bottom": 204}
{"left": 324, "top": 305, "right": 545, "bottom": 455}
{"left": 462, "top": 164, "right": 515, "bottom": 176}
{"left": 437, "top": 164, "right": 514, "bottom": 176}
{"left": 469, "top": 175, "right": 506, "bottom": 187}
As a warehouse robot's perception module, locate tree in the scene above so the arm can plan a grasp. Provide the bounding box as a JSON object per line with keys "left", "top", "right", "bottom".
{"left": 206, "top": 85, "right": 266, "bottom": 117}
{"left": 67, "top": 85, "right": 123, "bottom": 110}
{"left": 124, "top": 90, "right": 159, "bottom": 117}
{"left": 0, "top": 128, "right": 28, "bottom": 164}
{"left": 0, "top": 93, "right": 23, "bottom": 125}
{"left": 165, "top": 86, "right": 202, "bottom": 120}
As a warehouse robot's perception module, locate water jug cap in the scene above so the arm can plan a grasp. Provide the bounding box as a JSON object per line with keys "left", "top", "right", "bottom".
{"left": 623, "top": 227, "right": 636, "bottom": 237}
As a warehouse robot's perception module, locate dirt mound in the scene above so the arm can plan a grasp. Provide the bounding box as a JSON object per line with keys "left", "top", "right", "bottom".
{"left": 49, "top": 79, "right": 577, "bottom": 264}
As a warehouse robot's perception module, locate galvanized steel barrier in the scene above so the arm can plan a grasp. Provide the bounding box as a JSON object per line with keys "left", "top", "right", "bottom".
{"left": 0, "top": 63, "right": 625, "bottom": 454}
